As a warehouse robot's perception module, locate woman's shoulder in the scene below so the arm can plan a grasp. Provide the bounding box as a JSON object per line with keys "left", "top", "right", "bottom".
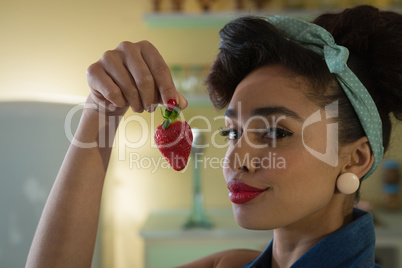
{"left": 176, "top": 248, "right": 261, "bottom": 268}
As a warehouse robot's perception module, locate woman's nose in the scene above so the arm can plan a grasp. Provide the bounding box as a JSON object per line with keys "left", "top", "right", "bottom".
{"left": 226, "top": 136, "right": 261, "bottom": 174}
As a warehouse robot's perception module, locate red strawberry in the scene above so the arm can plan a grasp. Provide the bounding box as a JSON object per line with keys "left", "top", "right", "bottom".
{"left": 154, "top": 100, "right": 193, "bottom": 171}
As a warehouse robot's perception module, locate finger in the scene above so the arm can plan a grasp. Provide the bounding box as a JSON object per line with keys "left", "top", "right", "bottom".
{"left": 89, "top": 91, "right": 116, "bottom": 112}
{"left": 138, "top": 41, "right": 188, "bottom": 109}
{"left": 117, "top": 44, "right": 158, "bottom": 112}
{"left": 100, "top": 51, "right": 144, "bottom": 113}
{"left": 86, "top": 63, "right": 127, "bottom": 108}
{"left": 157, "top": 91, "right": 188, "bottom": 112}
{"left": 177, "top": 92, "right": 188, "bottom": 110}
{"left": 147, "top": 85, "right": 160, "bottom": 113}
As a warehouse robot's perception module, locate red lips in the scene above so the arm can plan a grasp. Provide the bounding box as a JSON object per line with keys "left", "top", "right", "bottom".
{"left": 227, "top": 180, "right": 267, "bottom": 204}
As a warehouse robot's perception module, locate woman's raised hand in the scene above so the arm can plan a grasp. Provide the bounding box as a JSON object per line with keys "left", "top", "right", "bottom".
{"left": 26, "top": 41, "right": 190, "bottom": 268}
{"left": 86, "top": 41, "right": 188, "bottom": 115}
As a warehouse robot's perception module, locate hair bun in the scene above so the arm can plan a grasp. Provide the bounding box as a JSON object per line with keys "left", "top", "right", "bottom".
{"left": 314, "top": 5, "right": 402, "bottom": 120}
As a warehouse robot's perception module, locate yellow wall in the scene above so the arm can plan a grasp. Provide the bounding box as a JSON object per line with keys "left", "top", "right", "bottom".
{"left": 0, "top": 0, "right": 223, "bottom": 99}
{"left": 0, "top": 1, "right": 230, "bottom": 267}
{"left": 1, "top": 1, "right": 401, "bottom": 268}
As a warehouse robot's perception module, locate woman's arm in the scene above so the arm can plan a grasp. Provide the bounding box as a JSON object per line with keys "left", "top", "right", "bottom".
{"left": 26, "top": 41, "right": 187, "bottom": 267}
{"left": 26, "top": 105, "right": 121, "bottom": 267}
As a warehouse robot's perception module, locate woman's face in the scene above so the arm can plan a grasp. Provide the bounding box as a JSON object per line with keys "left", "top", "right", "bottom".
{"left": 223, "top": 64, "right": 345, "bottom": 230}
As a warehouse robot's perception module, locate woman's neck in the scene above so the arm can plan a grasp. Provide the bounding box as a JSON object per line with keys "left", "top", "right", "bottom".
{"left": 271, "top": 196, "right": 354, "bottom": 268}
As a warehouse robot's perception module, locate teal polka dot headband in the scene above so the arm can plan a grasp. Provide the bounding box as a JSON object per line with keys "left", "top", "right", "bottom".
{"left": 267, "top": 15, "right": 384, "bottom": 180}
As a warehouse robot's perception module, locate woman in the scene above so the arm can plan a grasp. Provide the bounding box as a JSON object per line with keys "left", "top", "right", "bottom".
{"left": 26, "top": 5, "right": 402, "bottom": 268}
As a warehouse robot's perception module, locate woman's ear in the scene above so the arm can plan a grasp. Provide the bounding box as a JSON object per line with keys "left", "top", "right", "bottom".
{"left": 341, "top": 136, "right": 374, "bottom": 179}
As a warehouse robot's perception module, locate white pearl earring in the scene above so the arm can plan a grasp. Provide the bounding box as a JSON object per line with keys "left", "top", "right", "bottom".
{"left": 336, "top": 172, "right": 360, "bottom": 194}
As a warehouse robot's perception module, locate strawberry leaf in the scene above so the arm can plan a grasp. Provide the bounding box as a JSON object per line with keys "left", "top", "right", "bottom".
{"left": 162, "top": 118, "right": 171, "bottom": 130}
{"left": 160, "top": 107, "right": 168, "bottom": 119}
{"left": 170, "top": 105, "right": 181, "bottom": 121}
{"left": 164, "top": 109, "right": 172, "bottom": 118}
{"left": 160, "top": 104, "right": 181, "bottom": 130}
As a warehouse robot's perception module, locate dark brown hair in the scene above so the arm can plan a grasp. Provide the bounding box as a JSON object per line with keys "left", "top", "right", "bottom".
{"left": 206, "top": 6, "right": 402, "bottom": 201}
{"left": 206, "top": 5, "right": 402, "bottom": 154}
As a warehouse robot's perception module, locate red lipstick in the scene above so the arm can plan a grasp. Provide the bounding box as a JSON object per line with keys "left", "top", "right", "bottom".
{"left": 227, "top": 180, "right": 267, "bottom": 204}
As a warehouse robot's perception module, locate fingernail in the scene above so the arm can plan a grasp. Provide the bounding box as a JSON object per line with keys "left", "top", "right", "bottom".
{"left": 167, "top": 99, "right": 177, "bottom": 111}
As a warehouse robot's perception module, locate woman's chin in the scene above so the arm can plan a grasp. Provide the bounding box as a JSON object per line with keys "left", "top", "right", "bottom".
{"left": 235, "top": 218, "right": 277, "bottom": 230}
{"left": 232, "top": 206, "right": 278, "bottom": 230}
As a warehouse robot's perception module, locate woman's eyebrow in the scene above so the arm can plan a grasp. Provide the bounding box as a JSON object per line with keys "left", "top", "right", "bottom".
{"left": 224, "top": 106, "right": 303, "bottom": 122}
{"left": 224, "top": 109, "right": 237, "bottom": 118}
{"left": 251, "top": 106, "right": 303, "bottom": 122}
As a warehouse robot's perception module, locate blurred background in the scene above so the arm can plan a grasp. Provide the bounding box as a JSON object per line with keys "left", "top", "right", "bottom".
{"left": 1, "top": 0, "right": 402, "bottom": 267}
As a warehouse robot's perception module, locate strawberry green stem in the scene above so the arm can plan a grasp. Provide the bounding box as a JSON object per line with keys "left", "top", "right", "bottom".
{"left": 160, "top": 104, "right": 181, "bottom": 130}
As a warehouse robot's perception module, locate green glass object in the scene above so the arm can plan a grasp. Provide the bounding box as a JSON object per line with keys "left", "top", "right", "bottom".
{"left": 183, "top": 128, "right": 213, "bottom": 229}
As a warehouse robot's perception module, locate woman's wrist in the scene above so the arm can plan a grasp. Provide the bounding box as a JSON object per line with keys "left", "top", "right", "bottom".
{"left": 72, "top": 102, "right": 125, "bottom": 149}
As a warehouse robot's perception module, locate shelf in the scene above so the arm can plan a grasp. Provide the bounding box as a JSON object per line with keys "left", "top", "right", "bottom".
{"left": 143, "top": 9, "right": 324, "bottom": 28}
{"left": 144, "top": 5, "right": 402, "bottom": 28}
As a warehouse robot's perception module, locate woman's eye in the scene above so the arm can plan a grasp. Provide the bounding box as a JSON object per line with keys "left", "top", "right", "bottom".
{"left": 219, "top": 128, "right": 241, "bottom": 141}
{"left": 218, "top": 127, "right": 292, "bottom": 143}
{"left": 264, "top": 127, "right": 293, "bottom": 139}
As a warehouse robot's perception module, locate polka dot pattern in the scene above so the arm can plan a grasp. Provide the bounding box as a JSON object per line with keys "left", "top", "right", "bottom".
{"left": 267, "top": 16, "right": 384, "bottom": 180}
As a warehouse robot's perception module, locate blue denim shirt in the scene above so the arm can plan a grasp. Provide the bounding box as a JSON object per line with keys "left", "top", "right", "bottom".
{"left": 242, "top": 208, "right": 380, "bottom": 268}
